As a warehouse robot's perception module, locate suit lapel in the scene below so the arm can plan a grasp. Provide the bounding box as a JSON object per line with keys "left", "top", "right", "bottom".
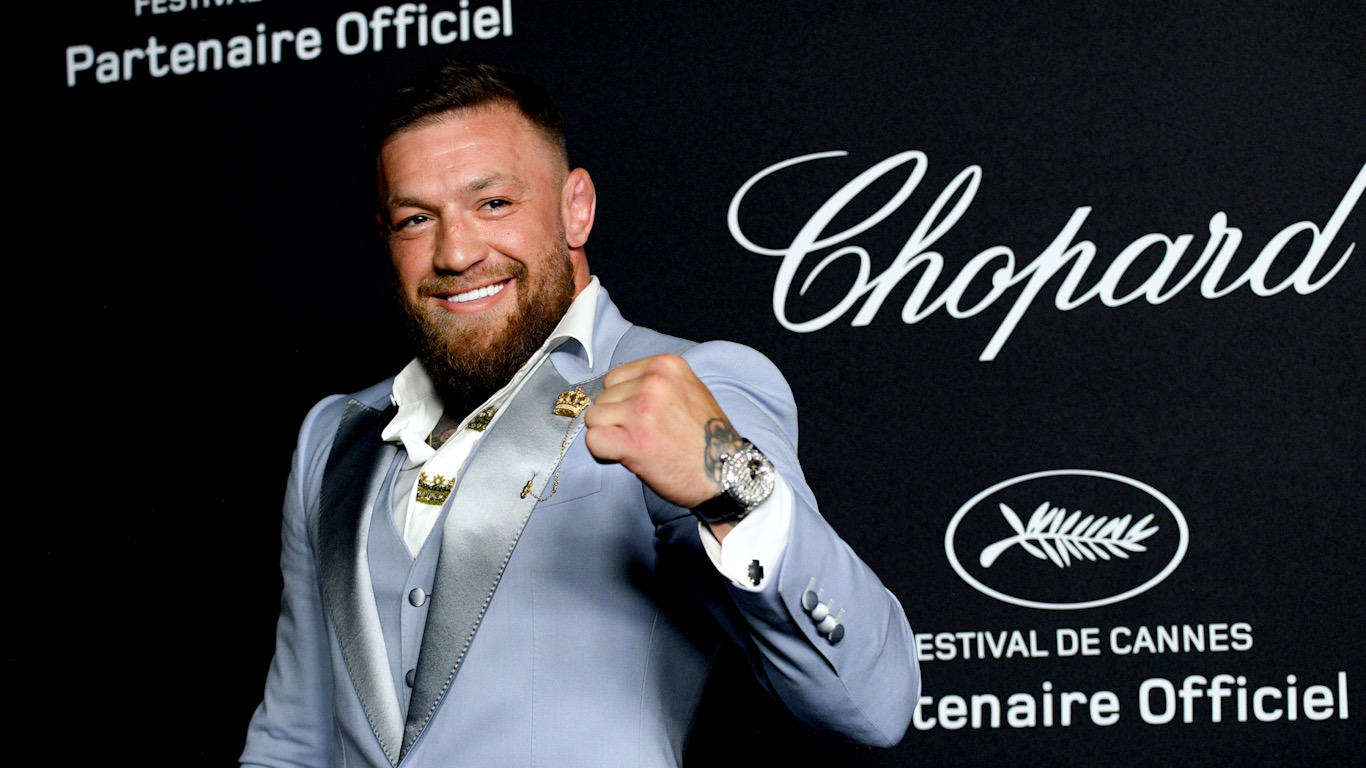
{"left": 316, "top": 399, "right": 406, "bottom": 767}
{"left": 400, "top": 361, "right": 608, "bottom": 759}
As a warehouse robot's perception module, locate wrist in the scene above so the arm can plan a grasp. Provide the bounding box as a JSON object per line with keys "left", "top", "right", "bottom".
{"left": 690, "top": 439, "right": 775, "bottom": 525}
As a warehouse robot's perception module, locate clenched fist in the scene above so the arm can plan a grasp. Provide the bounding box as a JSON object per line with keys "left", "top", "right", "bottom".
{"left": 583, "top": 354, "right": 745, "bottom": 533}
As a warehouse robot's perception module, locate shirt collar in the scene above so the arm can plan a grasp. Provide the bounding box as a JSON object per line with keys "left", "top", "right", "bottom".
{"left": 380, "top": 276, "right": 601, "bottom": 463}
{"left": 539, "top": 274, "right": 599, "bottom": 371}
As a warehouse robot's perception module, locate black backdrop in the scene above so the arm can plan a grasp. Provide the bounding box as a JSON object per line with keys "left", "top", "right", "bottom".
{"left": 42, "top": 2, "right": 1361, "bottom": 765}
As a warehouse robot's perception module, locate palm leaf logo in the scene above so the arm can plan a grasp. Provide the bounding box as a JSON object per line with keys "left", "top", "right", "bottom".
{"left": 978, "top": 501, "right": 1158, "bottom": 568}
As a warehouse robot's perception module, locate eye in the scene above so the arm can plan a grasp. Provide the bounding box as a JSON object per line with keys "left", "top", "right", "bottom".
{"left": 483, "top": 198, "right": 512, "bottom": 211}
{"left": 391, "top": 213, "right": 430, "bottom": 231}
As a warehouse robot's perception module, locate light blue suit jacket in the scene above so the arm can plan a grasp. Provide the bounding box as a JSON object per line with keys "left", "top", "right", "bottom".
{"left": 241, "top": 288, "right": 919, "bottom": 767}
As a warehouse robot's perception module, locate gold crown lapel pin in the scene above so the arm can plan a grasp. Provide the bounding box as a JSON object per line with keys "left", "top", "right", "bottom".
{"left": 554, "top": 386, "right": 592, "bottom": 417}
{"left": 523, "top": 387, "right": 594, "bottom": 502}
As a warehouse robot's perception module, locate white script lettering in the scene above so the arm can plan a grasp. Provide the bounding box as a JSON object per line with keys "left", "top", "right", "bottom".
{"left": 727, "top": 153, "right": 1363, "bottom": 360}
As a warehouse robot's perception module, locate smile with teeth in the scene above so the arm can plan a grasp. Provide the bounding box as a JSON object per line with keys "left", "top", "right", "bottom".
{"left": 442, "top": 280, "right": 508, "bottom": 303}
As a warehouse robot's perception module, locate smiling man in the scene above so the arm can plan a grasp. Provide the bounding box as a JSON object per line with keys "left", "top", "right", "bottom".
{"left": 241, "top": 61, "right": 918, "bottom": 768}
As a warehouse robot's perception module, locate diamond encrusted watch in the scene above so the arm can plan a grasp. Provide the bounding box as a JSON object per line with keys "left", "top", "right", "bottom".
{"left": 691, "top": 439, "right": 776, "bottom": 525}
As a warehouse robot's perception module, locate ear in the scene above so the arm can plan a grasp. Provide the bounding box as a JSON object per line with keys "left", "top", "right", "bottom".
{"left": 562, "top": 168, "right": 596, "bottom": 249}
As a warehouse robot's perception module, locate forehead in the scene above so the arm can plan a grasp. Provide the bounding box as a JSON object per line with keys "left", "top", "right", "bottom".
{"left": 379, "top": 107, "right": 565, "bottom": 193}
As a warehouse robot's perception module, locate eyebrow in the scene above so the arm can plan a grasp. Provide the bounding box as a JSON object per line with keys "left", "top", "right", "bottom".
{"left": 463, "top": 173, "right": 526, "bottom": 195}
{"left": 385, "top": 173, "right": 529, "bottom": 213}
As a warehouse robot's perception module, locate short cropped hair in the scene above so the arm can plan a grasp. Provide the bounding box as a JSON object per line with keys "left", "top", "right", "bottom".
{"left": 367, "top": 60, "right": 567, "bottom": 164}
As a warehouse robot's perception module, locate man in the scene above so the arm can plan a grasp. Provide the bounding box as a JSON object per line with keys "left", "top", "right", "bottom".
{"left": 241, "top": 60, "right": 918, "bottom": 768}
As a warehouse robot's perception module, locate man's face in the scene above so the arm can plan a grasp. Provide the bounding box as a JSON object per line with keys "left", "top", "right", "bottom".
{"left": 378, "top": 107, "right": 592, "bottom": 405}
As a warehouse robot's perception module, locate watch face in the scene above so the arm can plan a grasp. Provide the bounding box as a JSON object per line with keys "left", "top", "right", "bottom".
{"left": 724, "top": 443, "right": 776, "bottom": 508}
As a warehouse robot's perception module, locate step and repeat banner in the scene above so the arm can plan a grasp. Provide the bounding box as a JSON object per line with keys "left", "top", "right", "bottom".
{"left": 49, "top": 2, "right": 1360, "bottom": 765}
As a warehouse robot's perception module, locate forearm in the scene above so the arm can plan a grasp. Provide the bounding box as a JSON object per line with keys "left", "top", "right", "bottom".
{"left": 725, "top": 496, "right": 919, "bottom": 746}
{"left": 675, "top": 342, "right": 920, "bottom": 744}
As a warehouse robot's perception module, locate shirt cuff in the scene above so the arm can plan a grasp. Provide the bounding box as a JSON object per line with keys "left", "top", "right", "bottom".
{"left": 697, "top": 473, "right": 793, "bottom": 592}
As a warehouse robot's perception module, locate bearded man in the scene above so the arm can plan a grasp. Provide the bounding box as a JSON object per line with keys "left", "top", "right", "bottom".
{"left": 241, "top": 60, "right": 918, "bottom": 768}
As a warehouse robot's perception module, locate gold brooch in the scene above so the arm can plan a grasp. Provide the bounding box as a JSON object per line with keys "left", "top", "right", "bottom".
{"left": 523, "top": 387, "right": 593, "bottom": 502}
{"left": 465, "top": 406, "right": 498, "bottom": 431}
{"left": 416, "top": 472, "right": 455, "bottom": 505}
{"left": 554, "top": 386, "right": 592, "bottom": 417}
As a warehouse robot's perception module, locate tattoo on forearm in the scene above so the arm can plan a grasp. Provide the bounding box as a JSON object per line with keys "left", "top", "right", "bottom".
{"left": 703, "top": 418, "right": 742, "bottom": 489}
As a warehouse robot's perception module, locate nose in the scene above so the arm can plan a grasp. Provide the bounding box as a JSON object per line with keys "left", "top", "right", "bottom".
{"left": 431, "top": 217, "right": 487, "bottom": 274}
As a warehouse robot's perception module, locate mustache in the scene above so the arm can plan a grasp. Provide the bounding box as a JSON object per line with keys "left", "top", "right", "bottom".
{"left": 416, "top": 263, "right": 528, "bottom": 298}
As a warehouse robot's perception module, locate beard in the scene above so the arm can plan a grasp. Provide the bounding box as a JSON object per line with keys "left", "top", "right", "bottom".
{"left": 401, "top": 245, "right": 577, "bottom": 417}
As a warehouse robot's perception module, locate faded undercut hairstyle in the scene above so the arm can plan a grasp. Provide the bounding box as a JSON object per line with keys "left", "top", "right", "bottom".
{"left": 367, "top": 59, "right": 568, "bottom": 167}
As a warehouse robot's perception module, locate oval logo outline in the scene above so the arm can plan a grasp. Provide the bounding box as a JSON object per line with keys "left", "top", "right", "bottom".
{"left": 945, "top": 469, "right": 1189, "bottom": 610}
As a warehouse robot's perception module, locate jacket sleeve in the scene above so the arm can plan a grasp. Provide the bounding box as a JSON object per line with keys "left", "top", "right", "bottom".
{"left": 240, "top": 396, "right": 347, "bottom": 767}
{"left": 664, "top": 341, "right": 920, "bottom": 747}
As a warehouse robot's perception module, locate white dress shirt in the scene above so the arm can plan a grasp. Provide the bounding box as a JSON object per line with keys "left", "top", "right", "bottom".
{"left": 379, "top": 277, "right": 791, "bottom": 590}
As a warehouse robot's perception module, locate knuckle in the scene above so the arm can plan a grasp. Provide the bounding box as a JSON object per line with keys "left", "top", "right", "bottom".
{"left": 632, "top": 389, "right": 661, "bottom": 416}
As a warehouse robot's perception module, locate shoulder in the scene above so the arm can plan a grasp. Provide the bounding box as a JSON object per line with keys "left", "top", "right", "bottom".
{"left": 293, "top": 377, "right": 396, "bottom": 474}
{"left": 608, "top": 316, "right": 783, "bottom": 388}
{"left": 301, "top": 377, "right": 394, "bottom": 438}
{"left": 686, "top": 340, "right": 799, "bottom": 444}
{"left": 592, "top": 287, "right": 795, "bottom": 416}
{"left": 682, "top": 340, "right": 786, "bottom": 382}
{"left": 681, "top": 340, "right": 794, "bottom": 407}
{"left": 608, "top": 325, "right": 695, "bottom": 365}
{"left": 618, "top": 326, "right": 801, "bottom": 443}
